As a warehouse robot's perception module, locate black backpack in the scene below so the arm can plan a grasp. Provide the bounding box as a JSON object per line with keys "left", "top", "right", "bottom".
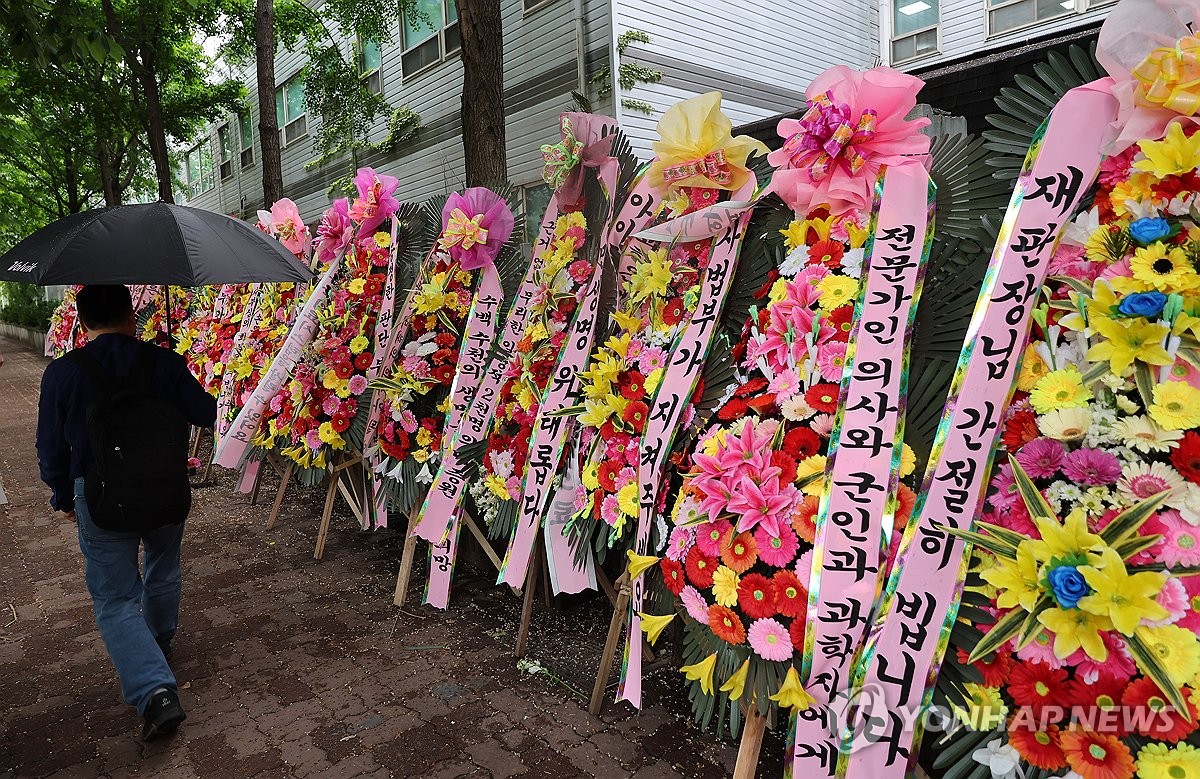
{"left": 70, "top": 347, "right": 192, "bottom": 531}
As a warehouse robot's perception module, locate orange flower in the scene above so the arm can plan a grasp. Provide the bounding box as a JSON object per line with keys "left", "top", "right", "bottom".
{"left": 707, "top": 604, "right": 746, "bottom": 644}
{"left": 1008, "top": 722, "right": 1067, "bottom": 771}
{"left": 1060, "top": 726, "right": 1134, "bottom": 779}
{"left": 793, "top": 495, "right": 821, "bottom": 542}
{"left": 720, "top": 529, "right": 758, "bottom": 573}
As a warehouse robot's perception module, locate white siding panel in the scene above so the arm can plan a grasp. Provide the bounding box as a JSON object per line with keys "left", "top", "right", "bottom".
{"left": 893, "top": 0, "right": 1111, "bottom": 70}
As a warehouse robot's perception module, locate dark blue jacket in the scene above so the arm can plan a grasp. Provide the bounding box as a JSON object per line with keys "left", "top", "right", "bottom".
{"left": 36, "top": 333, "right": 217, "bottom": 512}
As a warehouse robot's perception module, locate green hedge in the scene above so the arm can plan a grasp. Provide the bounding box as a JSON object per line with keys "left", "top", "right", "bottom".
{"left": 0, "top": 282, "right": 56, "bottom": 330}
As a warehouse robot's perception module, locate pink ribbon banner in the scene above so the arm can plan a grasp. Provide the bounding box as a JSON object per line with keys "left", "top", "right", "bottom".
{"left": 213, "top": 251, "right": 347, "bottom": 469}
{"left": 215, "top": 284, "right": 266, "bottom": 443}
{"left": 838, "top": 82, "right": 1119, "bottom": 778}
{"left": 410, "top": 199, "right": 560, "bottom": 545}
{"left": 423, "top": 262, "right": 505, "bottom": 607}
{"left": 618, "top": 176, "right": 757, "bottom": 709}
{"left": 791, "top": 161, "right": 934, "bottom": 776}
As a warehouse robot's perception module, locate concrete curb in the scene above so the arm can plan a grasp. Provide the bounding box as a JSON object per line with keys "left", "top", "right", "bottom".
{"left": 0, "top": 322, "right": 47, "bottom": 353}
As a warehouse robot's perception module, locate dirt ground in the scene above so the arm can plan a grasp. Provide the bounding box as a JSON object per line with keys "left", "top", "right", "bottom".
{"left": 0, "top": 335, "right": 788, "bottom": 778}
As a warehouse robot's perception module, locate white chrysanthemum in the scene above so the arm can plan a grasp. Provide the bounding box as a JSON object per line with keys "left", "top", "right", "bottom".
{"left": 779, "top": 246, "right": 809, "bottom": 277}
{"left": 1061, "top": 207, "right": 1101, "bottom": 247}
{"left": 1114, "top": 415, "right": 1184, "bottom": 453}
{"left": 1037, "top": 407, "right": 1092, "bottom": 441}
{"left": 781, "top": 394, "right": 816, "bottom": 422}
{"left": 840, "top": 248, "right": 865, "bottom": 280}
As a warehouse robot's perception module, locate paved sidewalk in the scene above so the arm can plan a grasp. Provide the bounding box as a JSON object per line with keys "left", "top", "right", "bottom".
{"left": 0, "top": 336, "right": 783, "bottom": 778}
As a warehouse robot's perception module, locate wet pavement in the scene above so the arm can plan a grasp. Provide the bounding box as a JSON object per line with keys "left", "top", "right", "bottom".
{"left": 0, "top": 335, "right": 787, "bottom": 778}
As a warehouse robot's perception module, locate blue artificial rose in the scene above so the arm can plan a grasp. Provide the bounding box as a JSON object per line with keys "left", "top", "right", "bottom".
{"left": 1046, "top": 565, "right": 1090, "bottom": 609}
{"left": 1117, "top": 290, "right": 1168, "bottom": 319}
{"left": 1129, "top": 217, "right": 1174, "bottom": 246}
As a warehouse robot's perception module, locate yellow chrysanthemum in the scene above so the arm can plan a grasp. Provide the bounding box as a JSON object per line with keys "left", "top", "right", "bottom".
{"left": 582, "top": 462, "right": 600, "bottom": 491}
{"left": 1136, "top": 121, "right": 1200, "bottom": 178}
{"left": 816, "top": 275, "right": 859, "bottom": 311}
{"left": 1130, "top": 242, "right": 1200, "bottom": 293}
{"left": 1137, "top": 742, "right": 1200, "bottom": 779}
{"left": 1149, "top": 381, "right": 1200, "bottom": 430}
{"left": 349, "top": 335, "right": 370, "bottom": 354}
{"left": 317, "top": 421, "right": 340, "bottom": 445}
{"left": 1110, "top": 172, "right": 1157, "bottom": 218}
{"left": 899, "top": 444, "right": 916, "bottom": 479}
{"left": 1085, "top": 225, "right": 1121, "bottom": 265}
{"left": 768, "top": 278, "right": 790, "bottom": 305}
{"left": 484, "top": 474, "right": 512, "bottom": 500}
{"left": 348, "top": 278, "right": 367, "bottom": 295}
{"left": 711, "top": 565, "right": 740, "bottom": 607}
{"left": 1135, "top": 624, "right": 1200, "bottom": 688}
{"left": 1087, "top": 316, "right": 1173, "bottom": 376}
{"left": 1029, "top": 367, "right": 1092, "bottom": 414}
{"left": 373, "top": 231, "right": 392, "bottom": 249}
{"left": 617, "top": 482, "right": 639, "bottom": 518}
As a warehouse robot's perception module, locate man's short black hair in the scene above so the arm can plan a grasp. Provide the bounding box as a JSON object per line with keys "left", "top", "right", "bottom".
{"left": 76, "top": 285, "right": 134, "bottom": 331}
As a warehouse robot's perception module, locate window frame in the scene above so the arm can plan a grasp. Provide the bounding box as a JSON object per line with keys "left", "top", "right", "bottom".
{"left": 986, "top": 0, "right": 1075, "bottom": 38}
{"left": 890, "top": 0, "right": 941, "bottom": 65}
{"left": 185, "top": 140, "right": 216, "bottom": 198}
{"left": 522, "top": 0, "right": 557, "bottom": 15}
{"left": 238, "top": 110, "right": 255, "bottom": 169}
{"left": 400, "top": 0, "right": 461, "bottom": 80}
{"left": 275, "top": 72, "right": 308, "bottom": 148}
{"left": 217, "top": 123, "right": 234, "bottom": 181}
{"left": 357, "top": 37, "right": 384, "bottom": 95}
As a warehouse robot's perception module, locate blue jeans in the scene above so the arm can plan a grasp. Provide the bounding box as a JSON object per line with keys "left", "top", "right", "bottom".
{"left": 74, "top": 477, "right": 183, "bottom": 715}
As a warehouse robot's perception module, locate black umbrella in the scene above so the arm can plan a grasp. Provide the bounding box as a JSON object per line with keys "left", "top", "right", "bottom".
{"left": 0, "top": 202, "right": 312, "bottom": 286}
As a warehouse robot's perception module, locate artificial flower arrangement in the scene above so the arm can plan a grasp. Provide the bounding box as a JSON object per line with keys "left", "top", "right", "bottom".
{"left": 936, "top": 112, "right": 1200, "bottom": 779}
{"left": 251, "top": 169, "right": 399, "bottom": 481}
{"left": 369, "top": 188, "right": 516, "bottom": 514}
{"left": 470, "top": 203, "right": 596, "bottom": 532}
{"left": 640, "top": 66, "right": 934, "bottom": 729}
{"left": 562, "top": 92, "right": 769, "bottom": 560}
{"left": 139, "top": 285, "right": 210, "bottom": 351}
{"left": 46, "top": 285, "right": 89, "bottom": 357}
{"left": 176, "top": 284, "right": 255, "bottom": 396}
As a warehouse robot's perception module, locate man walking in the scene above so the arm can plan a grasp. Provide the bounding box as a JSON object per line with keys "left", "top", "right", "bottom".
{"left": 36, "top": 285, "right": 216, "bottom": 740}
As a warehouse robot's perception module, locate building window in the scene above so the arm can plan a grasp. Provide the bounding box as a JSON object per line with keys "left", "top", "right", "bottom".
{"left": 275, "top": 73, "right": 307, "bottom": 147}
{"left": 522, "top": 183, "right": 552, "bottom": 248}
{"left": 401, "top": 0, "right": 459, "bottom": 77}
{"left": 358, "top": 38, "right": 383, "bottom": 94}
{"left": 218, "top": 123, "right": 234, "bottom": 180}
{"left": 523, "top": 0, "right": 556, "bottom": 12}
{"left": 185, "top": 141, "right": 215, "bottom": 197}
{"left": 891, "top": 0, "right": 939, "bottom": 63}
{"left": 988, "top": 0, "right": 1074, "bottom": 36}
{"left": 238, "top": 110, "right": 254, "bottom": 168}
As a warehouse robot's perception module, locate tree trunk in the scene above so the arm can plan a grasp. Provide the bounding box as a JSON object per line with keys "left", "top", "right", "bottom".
{"left": 138, "top": 65, "right": 174, "bottom": 203}
{"left": 98, "top": 139, "right": 120, "bottom": 207}
{"left": 458, "top": 0, "right": 506, "bottom": 187}
{"left": 256, "top": 0, "right": 284, "bottom": 206}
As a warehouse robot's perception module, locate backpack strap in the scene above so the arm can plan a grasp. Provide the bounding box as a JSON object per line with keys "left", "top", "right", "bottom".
{"left": 69, "top": 349, "right": 120, "bottom": 397}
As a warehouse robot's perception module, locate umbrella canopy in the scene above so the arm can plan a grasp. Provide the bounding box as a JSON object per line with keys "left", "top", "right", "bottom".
{"left": 0, "top": 202, "right": 313, "bottom": 286}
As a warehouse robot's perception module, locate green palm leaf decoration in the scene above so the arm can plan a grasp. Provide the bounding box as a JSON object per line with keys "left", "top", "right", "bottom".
{"left": 927, "top": 131, "right": 1013, "bottom": 250}
{"left": 984, "top": 43, "right": 1102, "bottom": 183}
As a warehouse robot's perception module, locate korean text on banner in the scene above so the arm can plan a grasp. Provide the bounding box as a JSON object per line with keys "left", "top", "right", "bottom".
{"left": 838, "top": 81, "right": 1120, "bottom": 779}
{"left": 791, "top": 161, "right": 934, "bottom": 776}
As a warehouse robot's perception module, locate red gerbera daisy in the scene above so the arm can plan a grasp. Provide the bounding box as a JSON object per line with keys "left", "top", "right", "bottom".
{"left": 805, "top": 383, "right": 840, "bottom": 413}
{"left": 746, "top": 393, "right": 778, "bottom": 416}
{"left": 1068, "top": 674, "right": 1129, "bottom": 736}
{"left": 660, "top": 558, "right": 686, "bottom": 596}
{"left": 708, "top": 604, "right": 746, "bottom": 645}
{"left": 771, "top": 450, "right": 799, "bottom": 483}
{"left": 334, "top": 362, "right": 354, "bottom": 380}
{"left": 720, "top": 529, "right": 758, "bottom": 573}
{"left": 783, "top": 427, "right": 822, "bottom": 460}
{"left": 788, "top": 617, "right": 805, "bottom": 651}
{"left": 1002, "top": 409, "right": 1041, "bottom": 451}
{"left": 734, "top": 377, "right": 770, "bottom": 398}
{"left": 662, "top": 297, "right": 686, "bottom": 325}
{"left": 331, "top": 414, "right": 350, "bottom": 433}
{"left": 1007, "top": 723, "right": 1067, "bottom": 771}
{"left": 717, "top": 397, "right": 750, "bottom": 422}
{"left": 773, "top": 570, "right": 807, "bottom": 620}
{"left": 433, "top": 364, "right": 455, "bottom": 384}
{"left": 621, "top": 401, "right": 649, "bottom": 433}
{"left": 618, "top": 371, "right": 647, "bottom": 400}
{"left": 808, "top": 239, "right": 845, "bottom": 268}
{"left": 354, "top": 352, "right": 374, "bottom": 371}
{"left": 598, "top": 460, "right": 622, "bottom": 492}
{"left": 792, "top": 495, "right": 821, "bottom": 542}
{"left": 824, "top": 305, "right": 854, "bottom": 343}
{"left": 895, "top": 483, "right": 917, "bottom": 528}
{"left": 737, "top": 573, "right": 777, "bottom": 619}
{"left": 1007, "top": 661, "right": 1071, "bottom": 718}
{"left": 1121, "top": 677, "right": 1199, "bottom": 743}
{"left": 1060, "top": 726, "right": 1134, "bottom": 779}
{"left": 685, "top": 547, "right": 717, "bottom": 588}
{"left": 955, "top": 648, "right": 1013, "bottom": 688}
{"left": 1171, "top": 431, "right": 1200, "bottom": 485}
